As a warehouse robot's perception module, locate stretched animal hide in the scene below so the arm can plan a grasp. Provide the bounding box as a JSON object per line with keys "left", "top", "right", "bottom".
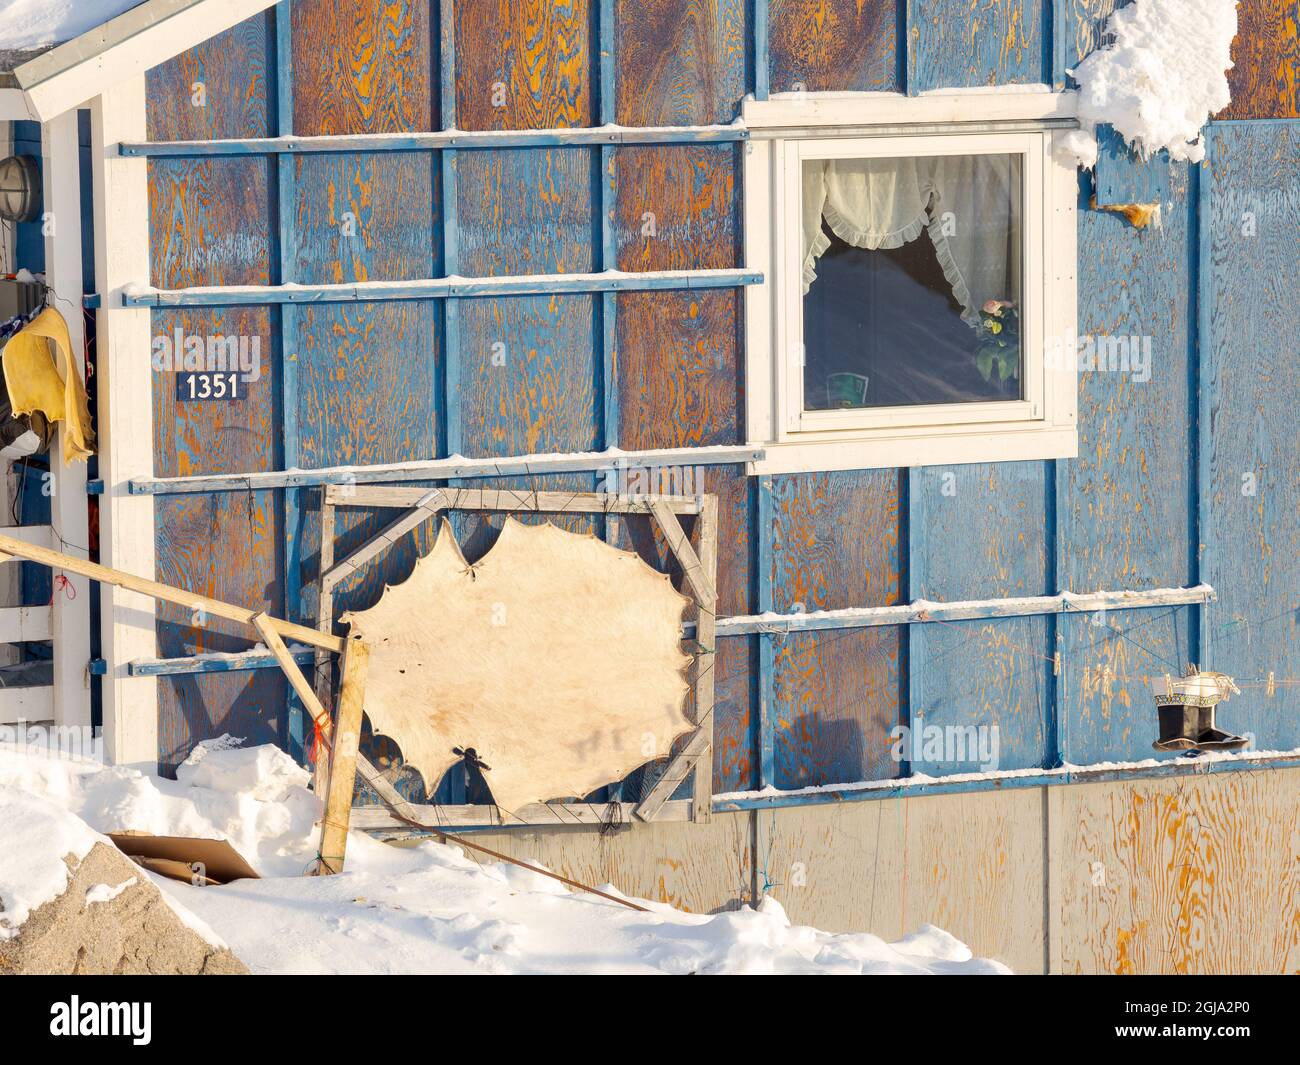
{"left": 343, "top": 518, "right": 693, "bottom": 813}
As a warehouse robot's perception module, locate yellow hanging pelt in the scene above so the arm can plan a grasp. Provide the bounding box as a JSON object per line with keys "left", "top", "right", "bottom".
{"left": 1, "top": 307, "right": 95, "bottom": 464}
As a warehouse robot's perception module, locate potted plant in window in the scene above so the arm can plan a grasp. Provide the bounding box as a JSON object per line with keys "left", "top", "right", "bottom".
{"left": 975, "top": 299, "right": 1019, "bottom": 397}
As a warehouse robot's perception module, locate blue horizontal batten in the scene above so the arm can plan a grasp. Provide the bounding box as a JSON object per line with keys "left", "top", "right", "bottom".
{"left": 714, "top": 753, "right": 1300, "bottom": 812}
{"left": 129, "top": 649, "right": 315, "bottom": 677}
{"left": 118, "top": 125, "right": 749, "bottom": 158}
{"left": 86, "top": 479, "right": 104, "bottom": 495}
{"left": 123, "top": 269, "right": 763, "bottom": 308}
{"left": 714, "top": 586, "right": 1215, "bottom": 635}
{"left": 127, "top": 445, "right": 766, "bottom": 495}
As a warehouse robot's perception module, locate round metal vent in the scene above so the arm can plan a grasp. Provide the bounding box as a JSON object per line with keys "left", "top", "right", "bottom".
{"left": 0, "top": 155, "right": 41, "bottom": 224}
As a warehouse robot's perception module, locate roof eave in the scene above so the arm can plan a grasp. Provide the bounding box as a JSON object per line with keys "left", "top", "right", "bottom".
{"left": 13, "top": 0, "right": 279, "bottom": 123}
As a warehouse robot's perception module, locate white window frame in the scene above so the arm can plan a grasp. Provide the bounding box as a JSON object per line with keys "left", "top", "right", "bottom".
{"left": 743, "top": 91, "right": 1079, "bottom": 474}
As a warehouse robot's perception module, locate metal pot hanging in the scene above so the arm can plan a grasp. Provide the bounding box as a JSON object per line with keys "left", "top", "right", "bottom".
{"left": 1151, "top": 669, "right": 1247, "bottom": 753}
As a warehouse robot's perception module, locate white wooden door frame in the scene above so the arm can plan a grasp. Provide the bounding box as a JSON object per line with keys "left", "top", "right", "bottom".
{"left": 41, "top": 108, "right": 94, "bottom": 732}
{"left": 89, "top": 78, "right": 157, "bottom": 768}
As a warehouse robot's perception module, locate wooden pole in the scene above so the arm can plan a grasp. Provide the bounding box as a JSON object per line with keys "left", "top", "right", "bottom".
{"left": 316, "top": 637, "right": 370, "bottom": 875}
{"left": 250, "top": 612, "right": 335, "bottom": 742}
{"left": 0, "top": 531, "right": 343, "bottom": 654}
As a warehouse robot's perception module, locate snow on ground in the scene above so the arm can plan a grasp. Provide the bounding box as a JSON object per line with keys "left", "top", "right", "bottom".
{"left": 0, "top": 736, "right": 1009, "bottom": 974}
{"left": 0, "top": 785, "right": 99, "bottom": 938}
{"left": 0, "top": 1, "right": 145, "bottom": 51}
{"left": 1061, "top": 0, "right": 1239, "bottom": 167}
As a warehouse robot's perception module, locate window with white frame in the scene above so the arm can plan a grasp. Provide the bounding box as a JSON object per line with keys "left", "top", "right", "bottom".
{"left": 743, "top": 94, "right": 1079, "bottom": 473}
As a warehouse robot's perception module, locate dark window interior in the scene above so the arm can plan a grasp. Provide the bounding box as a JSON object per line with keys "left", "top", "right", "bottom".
{"left": 803, "top": 225, "right": 1022, "bottom": 410}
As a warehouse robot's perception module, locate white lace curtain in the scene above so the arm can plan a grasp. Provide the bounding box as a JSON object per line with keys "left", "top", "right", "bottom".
{"left": 802, "top": 155, "right": 1022, "bottom": 326}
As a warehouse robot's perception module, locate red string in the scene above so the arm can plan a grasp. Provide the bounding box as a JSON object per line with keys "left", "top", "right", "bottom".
{"left": 51, "top": 574, "right": 76, "bottom": 602}
{"left": 310, "top": 714, "right": 332, "bottom": 765}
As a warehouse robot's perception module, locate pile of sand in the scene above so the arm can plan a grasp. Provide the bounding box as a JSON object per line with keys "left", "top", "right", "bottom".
{"left": 0, "top": 840, "right": 245, "bottom": 975}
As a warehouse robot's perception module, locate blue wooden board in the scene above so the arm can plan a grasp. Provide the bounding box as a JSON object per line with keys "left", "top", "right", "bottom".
{"left": 1059, "top": 158, "right": 1197, "bottom": 762}
{"left": 769, "top": 0, "right": 898, "bottom": 94}
{"left": 767, "top": 471, "right": 902, "bottom": 785}
{"left": 910, "top": 462, "right": 1051, "bottom": 774}
{"left": 906, "top": 0, "right": 1046, "bottom": 92}
{"left": 145, "top": 15, "right": 283, "bottom": 774}
{"left": 617, "top": 0, "right": 749, "bottom": 124}
{"left": 1093, "top": 125, "right": 1173, "bottom": 207}
{"left": 1199, "top": 121, "right": 1300, "bottom": 751}
{"left": 1059, "top": 604, "right": 1198, "bottom": 764}
{"left": 1067, "top": 160, "right": 1195, "bottom": 596}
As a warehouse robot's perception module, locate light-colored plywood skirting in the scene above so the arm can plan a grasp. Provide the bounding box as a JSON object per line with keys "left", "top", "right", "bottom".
{"left": 398, "top": 767, "right": 1300, "bottom": 973}
{"left": 1049, "top": 768, "right": 1300, "bottom": 974}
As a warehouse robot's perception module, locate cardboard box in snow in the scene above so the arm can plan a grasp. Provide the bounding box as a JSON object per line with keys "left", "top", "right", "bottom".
{"left": 107, "top": 831, "right": 260, "bottom": 886}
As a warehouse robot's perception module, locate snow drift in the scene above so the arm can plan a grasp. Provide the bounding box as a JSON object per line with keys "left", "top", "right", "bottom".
{"left": 0, "top": 737, "right": 1010, "bottom": 975}
{"left": 1061, "top": 0, "right": 1239, "bottom": 167}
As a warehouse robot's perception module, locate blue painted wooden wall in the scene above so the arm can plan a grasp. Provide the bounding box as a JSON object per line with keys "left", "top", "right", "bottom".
{"left": 139, "top": 1, "right": 1300, "bottom": 801}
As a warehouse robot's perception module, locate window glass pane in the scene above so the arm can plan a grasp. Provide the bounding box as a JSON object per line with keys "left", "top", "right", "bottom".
{"left": 801, "top": 153, "right": 1023, "bottom": 411}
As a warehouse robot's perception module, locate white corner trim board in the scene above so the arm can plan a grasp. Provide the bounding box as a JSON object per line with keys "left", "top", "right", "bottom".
{"left": 90, "top": 76, "right": 157, "bottom": 768}
{"left": 42, "top": 108, "right": 93, "bottom": 731}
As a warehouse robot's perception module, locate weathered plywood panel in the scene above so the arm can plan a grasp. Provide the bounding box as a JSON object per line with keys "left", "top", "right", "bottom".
{"left": 148, "top": 159, "right": 271, "bottom": 290}
{"left": 465, "top": 810, "right": 756, "bottom": 915}
{"left": 144, "top": 13, "right": 271, "bottom": 140}
{"left": 458, "top": 148, "right": 593, "bottom": 277}
{"left": 617, "top": 0, "right": 748, "bottom": 125}
{"left": 293, "top": 153, "right": 437, "bottom": 285}
{"left": 293, "top": 301, "right": 439, "bottom": 616}
{"left": 769, "top": 0, "right": 898, "bottom": 93}
{"left": 153, "top": 484, "right": 285, "bottom": 773}
{"left": 913, "top": 617, "right": 1052, "bottom": 772}
{"left": 148, "top": 28, "right": 282, "bottom": 773}
{"left": 772, "top": 628, "right": 902, "bottom": 787}
{"left": 1060, "top": 160, "right": 1199, "bottom": 765}
{"left": 455, "top": 147, "right": 596, "bottom": 459}
{"left": 455, "top": 0, "right": 591, "bottom": 130}
{"left": 1050, "top": 768, "right": 1300, "bottom": 973}
{"left": 759, "top": 788, "right": 1046, "bottom": 973}
{"left": 292, "top": 154, "right": 438, "bottom": 618}
{"left": 616, "top": 293, "right": 741, "bottom": 447}
{"left": 767, "top": 471, "right": 901, "bottom": 787}
{"left": 1056, "top": 0, "right": 1121, "bottom": 83}
{"left": 912, "top": 462, "right": 1047, "bottom": 603}
{"left": 455, "top": 296, "right": 599, "bottom": 457}
{"left": 614, "top": 142, "right": 742, "bottom": 603}
{"left": 1059, "top": 605, "right": 1198, "bottom": 764}
{"left": 291, "top": 0, "right": 432, "bottom": 135}
{"left": 1067, "top": 163, "right": 1194, "bottom": 593}
{"left": 151, "top": 302, "right": 282, "bottom": 773}
{"left": 1201, "top": 122, "right": 1300, "bottom": 751}
{"left": 906, "top": 0, "right": 1045, "bottom": 91}
{"left": 1223, "top": 0, "right": 1300, "bottom": 120}
{"left": 769, "top": 470, "right": 901, "bottom": 612}
{"left": 615, "top": 145, "right": 738, "bottom": 272}
{"left": 613, "top": 142, "right": 741, "bottom": 603}
{"left": 911, "top": 463, "right": 1050, "bottom": 773}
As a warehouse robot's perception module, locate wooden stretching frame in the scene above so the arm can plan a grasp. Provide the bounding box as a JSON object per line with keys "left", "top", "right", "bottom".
{"left": 0, "top": 528, "right": 361, "bottom": 874}
{"left": 315, "top": 484, "right": 720, "bottom": 830}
